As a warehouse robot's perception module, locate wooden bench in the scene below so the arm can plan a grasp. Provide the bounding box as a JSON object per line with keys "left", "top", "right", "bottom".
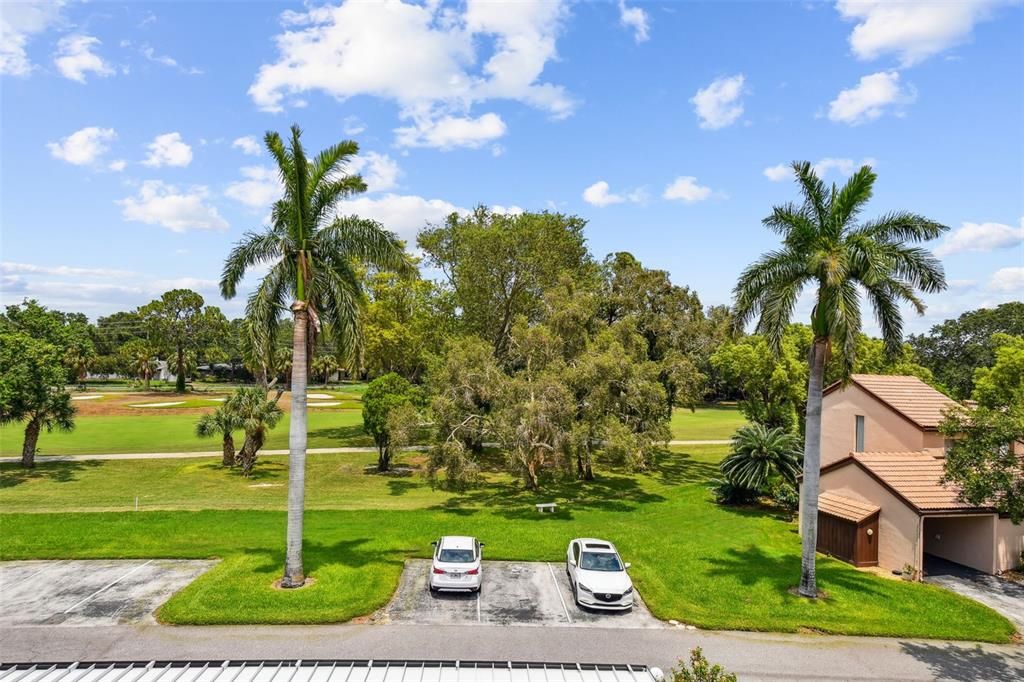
{"left": 535, "top": 502, "right": 557, "bottom": 513}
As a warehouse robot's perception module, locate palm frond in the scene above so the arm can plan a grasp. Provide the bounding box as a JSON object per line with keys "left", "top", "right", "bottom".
{"left": 310, "top": 175, "right": 368, "bottom": 228}
{"left": 319, "top": 216, "right": 414, "bottom": 276}
{"left": 220, "top": 230, "right": 285, "bottom": 299}
{"left": 307, "top": 140, "right": 361, "bottom": 196}
{"left": 853, "top": 211, "right": 949, "bottom": 244}
{"left": 831, "top": 165, "right": 876, "bottom": 230}
{"left": 791, "top": 161, "right": 829, "bottom": 227}
{"left": 732, "top": 248, "right": 807, "bottom": 340}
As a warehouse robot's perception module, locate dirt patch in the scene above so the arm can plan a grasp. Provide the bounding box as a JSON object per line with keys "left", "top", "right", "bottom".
{"left": 271, "top": 576, "right": 319, "bottom": 590}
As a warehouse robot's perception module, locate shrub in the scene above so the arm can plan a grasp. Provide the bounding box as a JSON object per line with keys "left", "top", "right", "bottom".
{"left": 670, "top": 648, "right": 737, "bottom": 682}
{"left": 710, "top": 478, "right": 759, "bottom": 506}
{"left": 720, "top": 423, "right": 802, "bottom": 490}
{"left": 767, "top": 478, "right": 799, "bottom": 512}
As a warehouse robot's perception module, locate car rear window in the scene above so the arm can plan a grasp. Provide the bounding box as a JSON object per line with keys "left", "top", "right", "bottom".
{"left": 439, "top": 548, "right": 475, "bottom": 563}
{"left": 580, "top": 551, "right": 623, "bottom": 571}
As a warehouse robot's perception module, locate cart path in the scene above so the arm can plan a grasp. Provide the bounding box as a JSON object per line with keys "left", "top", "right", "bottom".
{"left": 0, "top": 441, "right": 729, "bottom": 463}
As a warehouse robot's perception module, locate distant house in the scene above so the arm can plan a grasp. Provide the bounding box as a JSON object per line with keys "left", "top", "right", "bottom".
{"left": 801, "top": 374, "right": 1023, "bottom": 577}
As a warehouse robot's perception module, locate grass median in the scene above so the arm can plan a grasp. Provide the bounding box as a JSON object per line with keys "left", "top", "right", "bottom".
{"left": 0, "top": 446, "right": 1012, "bottom": 641}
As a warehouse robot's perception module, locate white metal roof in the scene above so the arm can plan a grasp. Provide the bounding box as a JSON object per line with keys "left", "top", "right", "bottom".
{"left": 0, "top": 662, "right": 663, "bottom": 682}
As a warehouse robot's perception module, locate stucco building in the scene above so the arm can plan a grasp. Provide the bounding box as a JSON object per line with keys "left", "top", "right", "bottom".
{"left": 801, "top": 374, "right": 1023, "bottom": 577}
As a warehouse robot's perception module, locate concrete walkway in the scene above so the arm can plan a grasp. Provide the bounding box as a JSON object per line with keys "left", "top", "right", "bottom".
{"left": 0, "top": 441, "right": 730, "bottom": 463}
{"left": 1, "top": 623, "right": 1021, "bottom": 681}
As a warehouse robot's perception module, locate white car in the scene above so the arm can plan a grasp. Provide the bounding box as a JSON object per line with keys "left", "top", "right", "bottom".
{"left": 566, "top": 538, "right": 634, "bottom": 610}
{"left": 429, "top": 535, "right": 483, "bottom": 593}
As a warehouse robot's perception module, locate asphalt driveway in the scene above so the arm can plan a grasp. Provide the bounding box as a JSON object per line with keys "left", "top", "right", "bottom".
{"left": 0, "top": 559, "right": 216, "bottom": 626}
{"left": 377, "top": 559, "right": 663, "bottom": 628}
{"left": 923, "top": 555, "right": 1024, "bottom": 631}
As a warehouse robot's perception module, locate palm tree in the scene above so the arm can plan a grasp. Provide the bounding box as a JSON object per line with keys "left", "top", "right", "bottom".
{"left": 228, "top": 387, "right": 284, "bottom": 476}
{"left": 720, "top": 423, "right": 802, "bottom": 490}
{"left": 733, "top": 161, "right": 948, "bottom": 598}
{"left": 312, "top": 354, "right": 339, "bottom": 384}
{"left": 220, "top": 124, "right": 411, "bottom": 588}
{"left": 196, "top": 402, "right": 244, "bottom": 467}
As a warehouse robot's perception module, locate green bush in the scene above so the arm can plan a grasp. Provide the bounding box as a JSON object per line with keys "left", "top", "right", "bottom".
{"left": 670, "top": 648, "right": 737, "bottom": 682}
{"left": 709, "top": 478, "right": 759, "bottom": 506}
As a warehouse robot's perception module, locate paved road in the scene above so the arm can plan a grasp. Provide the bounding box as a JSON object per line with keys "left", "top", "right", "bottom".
{"left": 0, "top": 441, "right": 729, "bottom": 463}
{"left": 1, "top": 623, "right": 1021, "bottom": 681}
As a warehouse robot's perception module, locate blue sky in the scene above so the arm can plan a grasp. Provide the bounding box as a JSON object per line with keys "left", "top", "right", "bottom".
{"left": 1, "top": 0, "right": 1022, "bottom": 335}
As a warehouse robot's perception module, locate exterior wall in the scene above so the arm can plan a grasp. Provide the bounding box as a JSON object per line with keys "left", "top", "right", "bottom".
{"left": 995, "top": 517, "right": 1024, "bottom": 573}
{"left": 812, "top": 463, "right": 922, "bottom": 574}
{"left": 921, "top": 431, "right": 947, "bottom": 458}
{"left": 820, "top": 384, "right": 929, "bottom": 467}
{"left": 922, "top": 515, "right": 996, "bottom": 573}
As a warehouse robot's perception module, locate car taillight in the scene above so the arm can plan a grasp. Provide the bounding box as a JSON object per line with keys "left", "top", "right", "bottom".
{"left": 433, "top": 568, "right": 445, "bottom": 574}
{"left": 467, "top": 568, "right": 479, "bottom": 575}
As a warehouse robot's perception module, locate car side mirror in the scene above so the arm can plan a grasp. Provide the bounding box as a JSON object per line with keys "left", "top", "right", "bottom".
{"left": 569, "top": 558, "right": 576, "bottom": 566}
{"left": 430, "top": 541, "right": 437, "bottom": 546}
{"left": 479, "top": 542, "right": 485, "bottom": 547}
{"left": 624, "top": 562, "right": 632, "bottom": 569}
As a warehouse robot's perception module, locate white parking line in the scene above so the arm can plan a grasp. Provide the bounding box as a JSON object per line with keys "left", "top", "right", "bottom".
{"left": 62, "top": 560, "right": 154, "bottom": 614}
{"left": 547, "top": 562, "right": 573, "bottom": 624}
{"left": 17, "top": 560, "right": 65, "bottom": 583}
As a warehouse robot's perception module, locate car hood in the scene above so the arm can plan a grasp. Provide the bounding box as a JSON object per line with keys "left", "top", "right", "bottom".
{"left": 576, "top": 569, "right": 632, "bottom": 593}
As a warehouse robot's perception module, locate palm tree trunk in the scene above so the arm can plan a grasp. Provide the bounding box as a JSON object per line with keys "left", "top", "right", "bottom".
{"left": 21, "top": 416, "right": 41, "bottom": 468}
{"left": 222, "top": 434, "right": 236, "bottom": 467}
{"left": 282, "top": 301, "right": 309, "bottom": 588}
{"left": 798, "top": 338, "right": 827, "bottom": 598}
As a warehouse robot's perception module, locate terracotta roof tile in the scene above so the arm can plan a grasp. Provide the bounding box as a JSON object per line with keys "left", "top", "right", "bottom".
{"left": 848, "top": 374, "right": 961, "bottom": 429}
{"left": 852, "top": 451, "right": 986, "bottom": 512}
{"left": 818, "top": 491, "right": 879, "bottom": 522}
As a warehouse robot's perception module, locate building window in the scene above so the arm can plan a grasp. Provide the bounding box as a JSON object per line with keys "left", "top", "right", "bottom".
{"left": 855, "top": 415, "right": 865, "bottom": 452}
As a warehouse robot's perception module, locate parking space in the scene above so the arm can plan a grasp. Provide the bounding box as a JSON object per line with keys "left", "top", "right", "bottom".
{"left": 378, "top": 560, "right": 664, "bottom": 628}
{"left": 0, "top": 559, "right": 216, "bottom": 626}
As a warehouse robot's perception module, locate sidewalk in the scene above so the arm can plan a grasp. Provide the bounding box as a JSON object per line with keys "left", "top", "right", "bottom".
{"left": 0, "top": 441, "right": 730, "bottom": 463}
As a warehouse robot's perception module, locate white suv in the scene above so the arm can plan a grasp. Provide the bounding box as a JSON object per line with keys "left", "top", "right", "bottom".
{"left": 429, "top": 536, "right": 483, "bottom": 593}
{"left": 566, "top": 538, "right": 634, "bottom": 610}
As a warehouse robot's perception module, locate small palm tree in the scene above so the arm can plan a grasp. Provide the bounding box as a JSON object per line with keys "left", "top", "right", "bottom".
{"left": 227, "top": 387, "right": 284, "bottom": 476}
{"left": 733, "top": 161, "right": 947, "bottom": 597}
{"left": 220, "top": 125, "right": 412, "bottom": 587}
{"left": 720, "top": 423, "right": 802, "bottom": 490}
{"left": 312, "top": 354, "right": 339, "bottom": 384}
{"left": 196, "top": 402, "right": 244, "bottom": 467}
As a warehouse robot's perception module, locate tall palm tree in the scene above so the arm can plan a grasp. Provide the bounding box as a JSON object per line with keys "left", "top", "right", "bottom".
{"left": 221, "top": 125, "right": 411, "bottom": 588}
{"left": 733, "top": 161, "right": 948, "bottom": 597}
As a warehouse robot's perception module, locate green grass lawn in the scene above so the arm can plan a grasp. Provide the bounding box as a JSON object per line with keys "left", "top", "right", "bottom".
{"left": 0, "top": 410, "right": 370, "bottom": 455}
{"left": 0, "top": 446, "right": 1012, "bottom": 642}
{"left": 2, "top": 403, "right": 745, "bottom": 455}
{"left": 669, "top": 405, "right": 747, "bottom": 440}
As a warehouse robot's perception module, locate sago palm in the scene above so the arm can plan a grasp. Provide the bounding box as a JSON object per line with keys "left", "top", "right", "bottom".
{"left": 733, "top": 161, "right": 947, "bottom": 597}
{"left": 720, "top": 423, "right": 802, "bottom": 490}
{"left": 221, "top": 124, "right": 411, "bottom": 587}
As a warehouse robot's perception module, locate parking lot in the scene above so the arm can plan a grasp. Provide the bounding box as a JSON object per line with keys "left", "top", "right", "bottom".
{"left": 0, "top": 559, "right": 216, "bottom": 626}
{"left": 377, "top": 560, "right": 664, "bottom": 628}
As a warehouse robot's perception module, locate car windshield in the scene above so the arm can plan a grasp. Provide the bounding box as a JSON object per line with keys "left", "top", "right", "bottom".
{"left": 438, "top": 548, "right": 475, "bottom": 563}
{"left": 580, "top": 551, "right": 623, "bottom": 571}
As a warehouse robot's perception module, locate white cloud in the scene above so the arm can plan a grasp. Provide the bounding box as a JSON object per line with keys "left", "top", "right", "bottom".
{"left": 989, "top": 267, "right": 1024, "bottom": 294}
{"left": 118, "top": 180, "right": 228, "bottom": 232}
{"left": 54, "top": 34, "right": 114, "bottom": 83}
{"left": 935, "top": 218, "right": 1024, "bottom": 257}
{"left": 338, "top": 193, "right": 469, "bottom": 243}
{"left": 0, "top": 0, "right": 65, "bottom": 76}
{"left": 343, "top": 116, "right": 366, "bottom": 136}
{"left": 108, "top": 159, "right": 127, "bottom": 172}
{"left": 0, "top": 262, "right": 135, "bottom": 278}
{"left": 662, "top": 176, "right": 714, "bottom": 203}
{"left": 828, "top": 71, "right": 916, "bottom": 125}
{"left": 249, "top": 0, "right": 574, "bottom": 149}
{"left": 763, "top": 164, "right": 789, "bottom": 182}
{"left": 836, "top": 0, "right": 1005, "bottom": 67}
{"left": 143, "top": 132, "right": 193, "bottom": 167}
{"left": 691, "top": 74, "right": 746, "bottom": 130}
{"left": 350, "top": 151, "right": 401, "bottom": 192}
{"left": 492, "top": 205, "right": 525, "bottom": 216}
{"left": 224, "top": 166, "right": 282, "bottom": 211}
{"left": 232, "top": 136, "right": 262, "bottom": 156}
{"left": 46, "top": 126, "right": 116, "bottom": 166}
{"left": 618, "top": 1, "right": 650, "bottom": 43}
{"left": 583, "top": 181, "right": 624, "bottom": 207}
{"left": 394, "top": 113, "right": 507, "bottom": 150}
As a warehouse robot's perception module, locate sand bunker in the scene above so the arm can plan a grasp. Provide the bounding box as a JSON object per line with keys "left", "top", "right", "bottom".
{"left": 128, "top": 401, "right": 185, "bottom": 408}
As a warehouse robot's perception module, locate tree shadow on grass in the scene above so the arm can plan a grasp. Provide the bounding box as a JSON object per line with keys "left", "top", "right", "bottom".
{"left": 190, "top": 459, "right": 286, "bottom": 481}
{"left": 387, "top": 480, "right": 420, "bottom": 496}
{"left": 247, "top": 537, "right": 407, "bottom": 575}
{"left": 899, "top": 642, "right": 1024, "bottom": 682}
{"left": 306, "top": 424, "right": 370, "bottom": 446}
{"left": 650, "top": 450, "right": 720, "bottom": 486}
{"left": 429, "top": 472, "right": 667, "bottom": 520}
{"left": 0, "top": 459, "right": 103, "bottom": 487}
{"left": 703, "top": 544, "right": 892, "bottom": 600}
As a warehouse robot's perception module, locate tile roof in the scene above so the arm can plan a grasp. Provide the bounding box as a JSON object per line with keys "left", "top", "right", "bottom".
{"left": 852, "top": 451, "right": 987, "bottom": 512}
{"left": 845, "top": 374, "right": 961, "bottom": 429}
{"left": 818, "top": 491, "right": 880, "bottom": 522}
